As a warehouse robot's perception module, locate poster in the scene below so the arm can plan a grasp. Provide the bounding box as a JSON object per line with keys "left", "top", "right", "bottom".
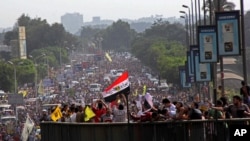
{"left": 215, "top": 11, "right": 240, "bottom": 56}
{"left": 185, "top": 60, "right": 194, "bottom": 83}
{"left": 19, "top": 26, "right": 27, "bottom": 59}
{"left": 198, "top": 26, "right": 218, "bottom": 62}
{"left": 193, "top": 50, "right": 212, "bottom": 82}
{"left": 189, "top": 45, "right": 199, "bottom": 74}
{"left": 179, "top": 66, "right": 191, "bottom": 88}
{"left": 187, "top": 51, "right": 193, "bottom": 76}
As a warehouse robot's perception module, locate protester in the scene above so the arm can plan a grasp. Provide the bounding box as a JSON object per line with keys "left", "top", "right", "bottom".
{"left": 207, "top": 100, "right": 225, "bottom": 119}
{"left": 92, "top": 100, "right": 107, "bottom": 122}
{"left": 212, "top": 95, "right": 250, "bottom": 118}
{"left": 162, "top": 98, "right": 176, "bottom": 119}
{"left": 240, "top": 81, "right": 250, "bottom": 106}
{"left": 7, "top": 51, "right": 250, "bottom": 140}
{"left": 113, "top": 104, "right": 126, "bottom": 122}
{"left": 189, "top": 102, "right": 202, "bottom": 120}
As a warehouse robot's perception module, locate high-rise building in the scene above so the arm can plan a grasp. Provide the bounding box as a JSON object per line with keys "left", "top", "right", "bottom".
{"left": 61, "top": 13, "right": 83, "bottom": 34}
{"left": 92, "top": 17, "right": 101, "bottom": 23}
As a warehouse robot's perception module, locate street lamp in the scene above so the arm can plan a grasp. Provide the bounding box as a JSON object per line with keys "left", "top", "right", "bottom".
{"left": 180, "top": 15, "right": 189, "bottom": 49}
{"left": 29, "top": 53, "right": 46, "bottom": 113}
{"left": 182, "top": 5, "right": 194, "bottom": 45}
{"left": 8, "top": 61, "right": 16, "bottom": 94}
{"left": 240, "top": 0, "right": 247, "bottom": 83}
{"left": 180, "top": 11, "right": 191, "bottom": 47}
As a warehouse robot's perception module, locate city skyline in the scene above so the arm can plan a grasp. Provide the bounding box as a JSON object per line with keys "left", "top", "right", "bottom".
{"left": 0, "top": 0, "right": 249, "bottom": 28}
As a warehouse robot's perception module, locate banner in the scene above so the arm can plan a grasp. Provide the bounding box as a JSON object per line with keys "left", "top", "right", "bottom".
{"left": 198, "top": 26, "right": 218, "bottom": 63}
{"left": 187, "top": 51, "right": 193, "bottom": 77}
{"left": 185, "top": 61, "right": 194, "bottom": 83}
{"left": 193, "top": 50, "right": 212, "bottom": 82}
{"left": 215, "top": 11, "right": 240, "bottom": 56}
{"left": 189, "top": 45, "right": 199, "bottom": 74}
{"left": 179, "top": 66, "right": 191, "bottom": 88}
{"left": 38, "top": 80, "right": 44, "bottom": 95}
{"left": 19, "top": 26, "right": 27, "bottom": 59}
{"left": 21, "top": 115, "right": 34, "bottom": 141}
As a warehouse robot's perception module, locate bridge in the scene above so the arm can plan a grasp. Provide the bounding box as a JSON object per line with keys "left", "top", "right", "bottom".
{"left": 41, "top": 119, "right": 250, "bottom": 141}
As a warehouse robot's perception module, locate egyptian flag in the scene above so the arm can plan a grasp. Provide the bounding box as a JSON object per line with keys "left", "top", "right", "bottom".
{"left": 103, "top": 71, "right": 130, "bottom": 102}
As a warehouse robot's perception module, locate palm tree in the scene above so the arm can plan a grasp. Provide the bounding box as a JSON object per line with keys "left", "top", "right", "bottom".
{"left": 203, "top": 0, "right": 236, "bottom": 23}
{"left": 204, "top": 0, "right": 235, "bottom": 12}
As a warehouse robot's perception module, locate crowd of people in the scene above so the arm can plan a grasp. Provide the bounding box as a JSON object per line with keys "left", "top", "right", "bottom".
{"left": 1, "top": 51, "right": 250, "bottom": 141}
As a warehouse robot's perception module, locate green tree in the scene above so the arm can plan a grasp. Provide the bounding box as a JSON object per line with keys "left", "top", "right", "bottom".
{"left": 131, "top": 20, "right": 187, "bottom": 83}
{"left": 80, "top": 26, "right": 102, "bottom": 40}
{"left": 144, "top": 19, "right": 186, "bottom": 45}
{"left": 132, "top": 39, "right": 186, "bottom": 83}
{"left": 4, "top": 14, "right": 78, "bottom": 55}
{"left": 30, "top": 46, "right": 69, "bottom": 69}
{"left": 0, "top": 61, "right": 13, "bottom": 92}
{"left": 203, "top": 0, "right": 236, "bottom": 22}
{"left": 15, "top": 59, "right": 36, "bottom": 86}
{"left": 101, "top": 20, "right": 136, "bottom": 51}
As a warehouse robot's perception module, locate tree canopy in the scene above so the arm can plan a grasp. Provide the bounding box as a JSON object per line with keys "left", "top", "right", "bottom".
{"left": 131, "top": 20, "right": 187, "bottom": 83}
{"left": 101, "top": 20, "right": 137, "bottom": 51}
{"left": 4, "top": 14, "right": 78, "bottom": 55}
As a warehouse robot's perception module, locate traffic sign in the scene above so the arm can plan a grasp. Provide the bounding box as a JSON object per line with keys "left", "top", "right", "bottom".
{"left": 8, "top": 94, "right": 24, "bottom": 105}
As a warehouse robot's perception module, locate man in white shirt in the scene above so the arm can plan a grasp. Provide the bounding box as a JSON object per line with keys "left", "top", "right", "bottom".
{"left": 69, "top": 106, "right": 77, "bottom": 122}
{"left": 162, "top": 98, "right": 176, "bottom": 118}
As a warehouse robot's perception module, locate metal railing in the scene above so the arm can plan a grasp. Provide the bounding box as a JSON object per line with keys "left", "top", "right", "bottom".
{"left": 40, "top": 119, "right": 250, "bottom": 141}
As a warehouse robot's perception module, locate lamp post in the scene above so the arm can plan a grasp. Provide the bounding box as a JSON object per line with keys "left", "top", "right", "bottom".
{"left": 60, "top": 47, "right": 62, "bottom": 70}
{"left": 180, "top": 11, "right": 191, "bottom": 47}
{"left": 203, "top": 0, "right": 207, "bottom": 25}
{"left": 198, "top": 0, "right": 201, "bottom": 25}
{"left": 29, "top": 54, "right": 46, "bottom": 113}
{"left": 8, "top": 61, "right": 17, "bottom": 94}
{"left": 183, "top": 5, "right": 194, "bottom": 45}
{"left": 180, "top": 15, "right": 190, "bottom": 48}
{"left": 240, "top": 0, "right": 247, "bottom": 83}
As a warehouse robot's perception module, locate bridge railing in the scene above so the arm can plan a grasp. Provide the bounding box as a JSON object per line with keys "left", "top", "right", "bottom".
{"left": 40, "top": 118, "right": 250, "bottom": 141}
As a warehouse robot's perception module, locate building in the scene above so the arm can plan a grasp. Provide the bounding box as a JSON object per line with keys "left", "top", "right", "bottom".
{"left": 61, "top": 13, "right": 84, "bottom": 34}
{"left": 92, "top": 17, "right": 101, "bottom": 23}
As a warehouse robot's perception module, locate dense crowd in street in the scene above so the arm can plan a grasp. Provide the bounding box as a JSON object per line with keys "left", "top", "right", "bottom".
{"left": 0, "top": 51, "right": 250, "bottom": 141}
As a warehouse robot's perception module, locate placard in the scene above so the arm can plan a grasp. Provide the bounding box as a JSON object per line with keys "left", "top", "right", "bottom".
{"left": 185, "top": 61, "right": 194, "bottom": 83}
{"left": 19, "top": 26, "right": 27, "bottom": 59}
{"left": 179, "top": 66, "right": 191, "bottom": 88}
{"left": 198, "top": 26, "right": 218, "bottom": 62}
{"left": 189, "top": 45, "right": 199, "bottom": 74}
{"left": 8, "top": 94, "right": 24, "bottom": 105}
{"left": 215, "top": 11, "right": 240, "bottom": 56}
{"left": 193, "top": 50, "right": 212, "bottom": 82}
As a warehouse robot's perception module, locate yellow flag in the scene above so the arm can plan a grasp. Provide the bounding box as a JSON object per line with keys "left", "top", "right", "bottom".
{"left": 133, "top": 89, "right": 138, "bottom": 96}
{"left": 18, "top": 90, "right": 28, "bottom": 97}
{"left": 51, "top": 106, "right": 62, "bottom": 122}
{"left": 38, "top": 80, "right": 44, "bottom": 95}
{"left": 142, "top": 85, "right": 147, "bottom": 95}
{"left": 105, "top": 52, "right": 112, "bottom": 62}
{"left": 84, "top": 106, "right": 96, "bottom": 121}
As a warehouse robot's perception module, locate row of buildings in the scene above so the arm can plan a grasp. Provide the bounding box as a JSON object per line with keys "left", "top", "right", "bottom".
{"left": 61, "top": 13, "right": 184, "bottom": 34}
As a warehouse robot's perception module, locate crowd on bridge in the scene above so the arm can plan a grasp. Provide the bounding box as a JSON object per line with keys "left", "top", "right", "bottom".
{"left": 1, "top": 51, "right": 250, "bottom": 141}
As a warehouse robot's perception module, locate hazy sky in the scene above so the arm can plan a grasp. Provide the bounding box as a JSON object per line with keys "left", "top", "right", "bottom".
{"left": 0, "top": 0, "right": 249, "bottom": 28}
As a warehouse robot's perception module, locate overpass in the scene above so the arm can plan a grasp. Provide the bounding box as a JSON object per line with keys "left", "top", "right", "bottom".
{"left": 41, "top": 119, "right": 250, "bottom": 141}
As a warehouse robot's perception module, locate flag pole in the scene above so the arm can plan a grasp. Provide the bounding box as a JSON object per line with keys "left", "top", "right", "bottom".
{"left": 126, "top": 94, "right": 130, "bottom": 124}
{"left": 125, "top": 93, "right": 131, "bottom": 141}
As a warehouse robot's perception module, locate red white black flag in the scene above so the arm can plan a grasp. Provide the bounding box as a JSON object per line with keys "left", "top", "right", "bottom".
{"left": 102, "top": 71, "right": 130, "bottom": 102}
